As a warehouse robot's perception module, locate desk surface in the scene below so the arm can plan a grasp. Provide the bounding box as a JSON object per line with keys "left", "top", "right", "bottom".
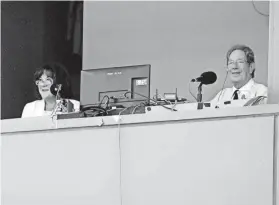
{"left": 1, "top": 104, "right": 279, "bottom": 134}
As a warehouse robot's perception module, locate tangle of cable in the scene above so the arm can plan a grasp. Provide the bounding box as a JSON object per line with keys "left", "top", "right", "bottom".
{"left": 124, "top": 91, "right": 177, "bottom": 111}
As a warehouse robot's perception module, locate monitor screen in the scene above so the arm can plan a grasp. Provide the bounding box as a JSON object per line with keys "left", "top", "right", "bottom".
{"left": 80, "top": 64, "right": 151, "bottom": 107}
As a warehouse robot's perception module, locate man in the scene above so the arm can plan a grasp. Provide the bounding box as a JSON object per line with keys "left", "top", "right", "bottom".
{"left": 211, "top": 44, "right": 268, "bottom": 107}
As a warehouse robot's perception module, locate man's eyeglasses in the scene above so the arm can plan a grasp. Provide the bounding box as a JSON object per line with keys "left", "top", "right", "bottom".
{"left": 227, "top": 60, "right": 247, "bottom": 67}
{"left": 35, "top": 77, "right": 53, "bottom": 86}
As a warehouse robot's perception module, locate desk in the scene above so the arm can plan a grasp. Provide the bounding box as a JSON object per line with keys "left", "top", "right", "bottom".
{"left": 1, "top": 104, "right": 279, "bottom": 205}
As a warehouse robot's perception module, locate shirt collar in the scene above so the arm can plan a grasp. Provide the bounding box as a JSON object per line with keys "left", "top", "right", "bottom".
{"left": 232, "top": 79, "right": 255, "bottom": 92}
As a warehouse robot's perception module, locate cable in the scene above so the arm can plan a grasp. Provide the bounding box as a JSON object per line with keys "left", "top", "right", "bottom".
{"left": 118, "top": 106, "right": 131, "bottom": 117}
{"left": 153, "top": 94, "right": 172, "bottom": 105}
{"left": 81, "top": 95, "right": 111, "bottom": 117}
{"left": 116, "top": 103, "right": 145, "bottom": 204}
{"left": 216, "top": 70, "right": 229, "bottom": 106}
{"left": 124, "top": 91, "right": 154, "bottom": 103}
{"left": 80, "top": 105, "right": 108, "bottom": 117}
{"left": 171, "top": 100, "right": 178, "bottom": 111}
{"left": 252, "top": 0, "right": 269, "bottom": 17}
{"left": 49, "top": 84, "right": 64, "bottom": 118}
{"left": 51, "top": 100, "right": 62, "bottom": 117}
{"left": 124, "top": 91, "right": 177, "bottom": 112}
{"left": 188, "top": 81, "right": 198, "bottom": 102}
{"left": 131, "top": 105, "right": 141, "bottom": 114}
{"left": 117, "top": 112, "right": 124, "bottom": 205}
{"left": 131, "top": 102, "right": 147, "bottom": 114}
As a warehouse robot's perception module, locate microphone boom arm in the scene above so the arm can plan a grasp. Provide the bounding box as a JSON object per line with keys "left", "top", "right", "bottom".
{"left": 197, "top": 83, "right": 203, "bottom": 110}
{"left": 197, "top": 83, "right": 203, "bottom": 103}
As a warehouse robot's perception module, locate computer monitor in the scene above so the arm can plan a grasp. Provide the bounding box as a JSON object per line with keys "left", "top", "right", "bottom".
{"left": 80, "top": 64, "right": 151, "bottom": 107}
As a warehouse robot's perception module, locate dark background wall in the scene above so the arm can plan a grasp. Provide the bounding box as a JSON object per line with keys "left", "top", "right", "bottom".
{"left": 1, "top": 1, "right": 82, "bottom": 119}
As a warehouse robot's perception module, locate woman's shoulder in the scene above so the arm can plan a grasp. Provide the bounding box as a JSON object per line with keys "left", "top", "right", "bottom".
{"left": 24, "top": 100, "right": 43, "bottom": 108}
{"left": 22, "top": 100, "right": 44, "bottom": 118}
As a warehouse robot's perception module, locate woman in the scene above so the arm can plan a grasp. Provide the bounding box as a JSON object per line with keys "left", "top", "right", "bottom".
{"left": 21, "top": 62, "right": 80, "bottom": 118}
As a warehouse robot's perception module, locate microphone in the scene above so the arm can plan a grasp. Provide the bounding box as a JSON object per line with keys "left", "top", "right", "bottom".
{"left": 191, "top": 71, "right": 217, "bottom": 85}
{"left": 50, "top": 84, "right": 62, "bottom": 96}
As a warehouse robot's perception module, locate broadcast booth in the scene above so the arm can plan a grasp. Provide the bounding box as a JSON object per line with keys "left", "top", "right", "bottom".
{"left": 2, "top": 1, "right": 279, "bottom": 201}
{"left": 2, "top": 61, "right": 279, "bottom": 205}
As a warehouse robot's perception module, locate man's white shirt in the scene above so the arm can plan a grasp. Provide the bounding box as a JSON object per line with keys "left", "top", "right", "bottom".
{"left": 210, "top": 79, "right": 268, "bottom": 107}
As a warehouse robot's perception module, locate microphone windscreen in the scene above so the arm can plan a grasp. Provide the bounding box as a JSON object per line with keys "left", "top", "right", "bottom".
{"left": 50, "top": 84, "right": 62, "bottom": 96}
{"left": 201, "top": 71, "right": 217, "bottom": 85}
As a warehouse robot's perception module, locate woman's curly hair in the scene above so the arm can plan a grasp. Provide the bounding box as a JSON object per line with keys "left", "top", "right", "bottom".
{"left": 34, "top": 62, "right": 73, "bottom": 99}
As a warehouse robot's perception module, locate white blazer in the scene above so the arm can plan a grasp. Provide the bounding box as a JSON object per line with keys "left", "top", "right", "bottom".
{"left": 21, "top": 99, "right": 80, "bottom": 118}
